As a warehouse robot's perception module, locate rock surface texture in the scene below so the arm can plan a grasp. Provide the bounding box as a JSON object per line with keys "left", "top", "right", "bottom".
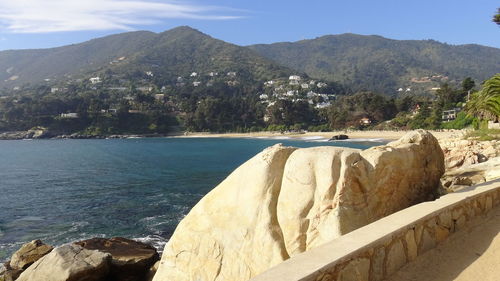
{"left": 74, "top": 237, "right": 159, "bottom": 281}
{"left": 440, "top": 139, "right": 499, "bottom": 170}
{"left": 16, "top": 244, "right": 111, "bottom": 281}
{"left": 153, "top": 130, "right": 445, "bottom": 281}
{"left": 10, "top": 239, "right": 53, "bottom": 270}
{"left": 440, "top": 138, "right": 500, "bottom": 192}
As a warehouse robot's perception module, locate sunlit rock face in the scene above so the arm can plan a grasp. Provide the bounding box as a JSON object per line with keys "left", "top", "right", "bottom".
{"left": 153, "top": 130, "right": 444, "bottom": 281}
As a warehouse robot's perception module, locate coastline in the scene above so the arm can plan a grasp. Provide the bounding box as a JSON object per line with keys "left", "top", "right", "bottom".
{"left": 176, "top": 129, "right": 466, "bottom": 141}
{"left": 0, "top": 129, "right": 466, "bottom": 142}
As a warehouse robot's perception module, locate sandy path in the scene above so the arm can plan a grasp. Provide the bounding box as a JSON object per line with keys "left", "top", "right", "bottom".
{"left": 388, "top": 206, "right": 500, "bottom": 281}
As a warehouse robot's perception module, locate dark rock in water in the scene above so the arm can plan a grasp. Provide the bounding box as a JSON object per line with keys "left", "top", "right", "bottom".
{"left": 329, "top": 134, "right": 349, "bottom": 140}
{"left": 75, "top": 237, "right": 159, "bottom": 281}
{"left": 10, "top": 239, "right": 53, "bottom": 270}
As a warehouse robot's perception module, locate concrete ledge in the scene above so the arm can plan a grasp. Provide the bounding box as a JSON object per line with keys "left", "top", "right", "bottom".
{"left": 250, "top": 179, "right": 500, "bottom": 281}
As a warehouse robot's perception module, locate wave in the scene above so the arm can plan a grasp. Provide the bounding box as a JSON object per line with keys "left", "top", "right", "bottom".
{"left": 299, "top": 136, "right": 327, "bottom": 141}
{"left": 336, "top": 138, "right": 388, "bottom": 143}
{"left": 133, "top": 235, "right": 168, "bottom": 254}
{"left": 309, "top": 139, "right": 331, "bottom": 142}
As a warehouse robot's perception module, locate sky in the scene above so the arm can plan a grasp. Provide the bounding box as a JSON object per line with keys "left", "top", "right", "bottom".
{"left": 0, "top": 0, "right": 498, "bottom": 51}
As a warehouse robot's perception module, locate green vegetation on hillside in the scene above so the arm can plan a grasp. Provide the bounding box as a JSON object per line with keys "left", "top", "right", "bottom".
{"left": 248, "top": 34, "right": 500, "bottom": 95}
{"left": 0, "top": 26, "right": 294, "bottom": 90}
{"left": 0, "top": 26, "right": 497, "bottom": 136}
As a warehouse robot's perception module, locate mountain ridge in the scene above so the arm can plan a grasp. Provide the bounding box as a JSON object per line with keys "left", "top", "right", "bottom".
{"left": 248, "top": 33, "right": 500, "bottom": 95}
{"left": 1, "top": 26, "right": 499, "bottom": 95}
{"left": 0, "top": 26, "right": 295, "bottom": 89}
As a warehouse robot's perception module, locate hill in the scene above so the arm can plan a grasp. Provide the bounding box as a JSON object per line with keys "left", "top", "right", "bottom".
{"left": 0, "top": 31, "right": 157, "bottom": 87}
{"left": 248, "top": 34, "right": 500, "bottom": 95}
{"left": 0, "top": 26, "right": 294, "bottom": 89}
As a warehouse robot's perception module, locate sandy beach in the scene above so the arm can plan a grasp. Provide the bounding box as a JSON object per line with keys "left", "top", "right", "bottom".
{"left": 176, "top": 130, "right": 466, "bottom": 141}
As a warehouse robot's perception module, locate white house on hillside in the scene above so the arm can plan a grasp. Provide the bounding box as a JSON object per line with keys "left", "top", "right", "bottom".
{"left": 89, "top": 77, "right": 101, "bottom": 84}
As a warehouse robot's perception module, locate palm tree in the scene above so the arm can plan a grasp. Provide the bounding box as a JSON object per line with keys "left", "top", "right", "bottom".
{"left": 465, "top": 74, "right": 500, "bottom": 121}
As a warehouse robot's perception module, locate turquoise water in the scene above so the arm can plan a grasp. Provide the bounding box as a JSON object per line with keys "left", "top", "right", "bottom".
{"left": 0, "top": 137, "right": 383, "bottom": 261}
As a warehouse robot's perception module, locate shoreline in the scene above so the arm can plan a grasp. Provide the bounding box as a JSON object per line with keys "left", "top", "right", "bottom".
{"left": 176, "top": 129, "right": 466, "bottom": 141}
{"left": 0, "top": 129, "right": 466, "bottom": 141}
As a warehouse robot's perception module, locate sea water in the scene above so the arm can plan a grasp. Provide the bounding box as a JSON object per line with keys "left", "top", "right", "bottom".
{"left": 0, "top": 137, "right": 385, "bottom": 261}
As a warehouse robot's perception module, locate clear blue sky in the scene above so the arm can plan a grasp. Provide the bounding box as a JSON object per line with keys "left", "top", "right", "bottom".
{"left": 0, "top": 0, "right": 498, "bottom": 51}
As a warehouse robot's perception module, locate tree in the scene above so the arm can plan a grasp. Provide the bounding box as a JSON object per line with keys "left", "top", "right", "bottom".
{"left": 494, "top": 8, "right": 500, "bottom": 25}
{"left": 462, "top": 77, "right": 475, "bottom": 92}
{"left": 465, "top": 74, "right": 500, "bottom": 121}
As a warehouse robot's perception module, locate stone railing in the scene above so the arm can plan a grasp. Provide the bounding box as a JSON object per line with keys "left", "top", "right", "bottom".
{"left": 251, "top": 179, "right": 500, "bottom": 281}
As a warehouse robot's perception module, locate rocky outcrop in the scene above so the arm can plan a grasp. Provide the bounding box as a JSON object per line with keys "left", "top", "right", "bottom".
{"left": 10, "top": 239, "right": 53, "bottom": 270}
{"left": 75, "top": 237, "right": 159, "bottom": 281}
{"left": 153, "top": 130, "right": 444, "bottom": 281}
{"left": 155, "top": 144, "right": 297, "bottom": 281}
{"left": 1, "top": 238, "right": 160, "bottom": 281}
{"left": 440, "top": 139, "right": 500, "bottom": 170}
{"left": 441, "top": 157, "right": 500, "bottom": 192}
{"left": 0, "top": 240, "right": 53, "bottom": 281}
{"left": 0, "top": 127, "right": 52, "bottom": 140}
{"left": 278, "top": 131, "right": 443, "bottom": 256}
{"left": 16, "top": 244, "right": 111, "bottom": 281}
{"left": 439, "top": 138, "right": 500, "bottom": 192}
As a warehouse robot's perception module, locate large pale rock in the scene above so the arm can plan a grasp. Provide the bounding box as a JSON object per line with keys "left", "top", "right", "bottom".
{"left": 16, "top": 244, "right": 111, "bottom": 281}
{"left": 278, "top": 130, "right": 444, "bottom": 255}
{"left": 154, "top": 144, "right": 296, "bottom": 281}
{"left": 154, "top": 130, "right": 444, "bottom": 281}
{"left": 75, "top": 237, "right": 159, "bottom": 281}
{"left": 10, "top": 239, "right": 53, "bottom": 270}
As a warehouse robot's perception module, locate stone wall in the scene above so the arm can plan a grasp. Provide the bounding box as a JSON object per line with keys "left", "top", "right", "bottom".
{"left": 250, "top": 179, "right": 500, "bottom": 281}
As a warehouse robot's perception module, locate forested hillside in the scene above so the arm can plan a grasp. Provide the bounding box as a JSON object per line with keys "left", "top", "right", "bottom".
{"left": 248, "top": 34, "right": 500, "bottom": 95}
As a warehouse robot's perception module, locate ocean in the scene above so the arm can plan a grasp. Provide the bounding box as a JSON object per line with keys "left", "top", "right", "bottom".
{"left": 0, "top": 136, "right": 386, "bottom": 261}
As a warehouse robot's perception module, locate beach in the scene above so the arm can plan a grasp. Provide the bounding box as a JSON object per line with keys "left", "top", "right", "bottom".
{"left": 178, "top": 130, "right": 466, "bottom": 141}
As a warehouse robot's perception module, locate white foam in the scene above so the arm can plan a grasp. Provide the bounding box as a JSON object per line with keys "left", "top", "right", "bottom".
{"left": 299, "top": 136, "right": 326, "bottom": 140}
{"left": 133, "top": 235, "right": 168, "bottom": 253}
{"left": 341, "top": 138, "right": 388, "bottom": 142}
{"left": 309, "top": 139, "right": 331, "bottom": 142}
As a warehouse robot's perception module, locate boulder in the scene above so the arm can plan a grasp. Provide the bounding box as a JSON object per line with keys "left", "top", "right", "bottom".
{"left": 278, "top": 130, "right": 444, "bottom": 255}
{"left": 74, "top": 237, "right": 159, "bottom": 281}
{"left": 10, "top": 239, "right": 53, "bottom": 270}
{"left": 16, "top": 244, "right": 111, "bottom": 281}
{"left": 153, "top": 130, "right": 444, "bottom": 281}
{"left": 154, "top": 144, "right": 297, "bottom": 281}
